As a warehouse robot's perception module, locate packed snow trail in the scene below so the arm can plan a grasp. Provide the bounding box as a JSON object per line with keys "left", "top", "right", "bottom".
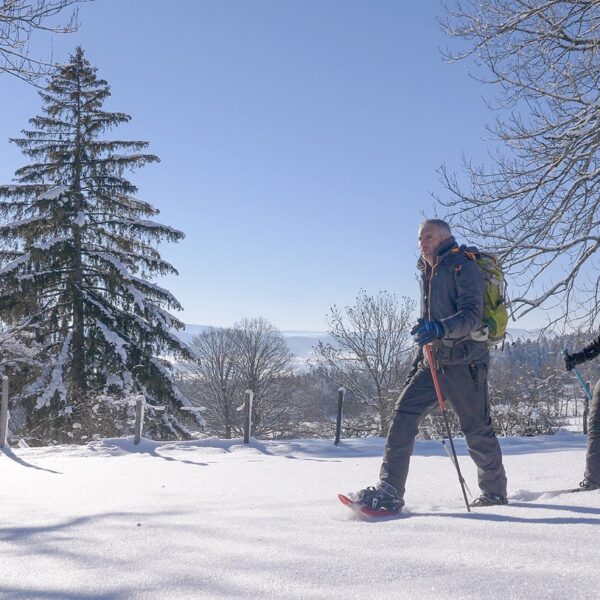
{"left": 0, "top": 433, "right": 598, "bottom": 599}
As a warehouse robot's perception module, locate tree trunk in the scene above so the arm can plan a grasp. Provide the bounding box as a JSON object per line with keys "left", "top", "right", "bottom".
{"left": 70, "top": 66, "right": 86, "bottom": 401}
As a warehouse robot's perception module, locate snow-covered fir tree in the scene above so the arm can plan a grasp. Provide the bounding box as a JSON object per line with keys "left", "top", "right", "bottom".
{"left": 0, "top": 47, "right": 198, "bottom": 443}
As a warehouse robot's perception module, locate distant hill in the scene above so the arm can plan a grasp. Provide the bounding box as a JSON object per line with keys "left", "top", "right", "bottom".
{"left": 174, "top": 324, "right": 334, "bottom": 360}
{"left": 174, "top": 324, "right": 211, "bottom": 345}
{"left": 174, "top": 324, "right": 548, "bottom": 362}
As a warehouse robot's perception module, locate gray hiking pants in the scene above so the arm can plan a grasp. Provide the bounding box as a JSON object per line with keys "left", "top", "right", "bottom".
{"left": 379, "top": 360, "right": 507, "bottom": 499}
{"left": 586, "top": 381, "right": 600, "bottom": 484}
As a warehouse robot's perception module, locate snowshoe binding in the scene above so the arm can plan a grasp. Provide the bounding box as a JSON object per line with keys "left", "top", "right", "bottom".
{"left": 338, "top": 481, "right": 403, "bottom": 517}
{"left": 573, "top": 478, "right": 600, "bottom": 492}
{"left": 470, "top": 491, "right": 508, "bottom": 507}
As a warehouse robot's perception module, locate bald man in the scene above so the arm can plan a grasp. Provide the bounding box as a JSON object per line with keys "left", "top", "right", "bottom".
{"left": 349, "top": 219, "right": 507, "bottom": 513}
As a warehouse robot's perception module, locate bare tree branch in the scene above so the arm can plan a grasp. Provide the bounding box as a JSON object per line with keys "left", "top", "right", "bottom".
{"left": 439, "top": 0, "right": 600, "bottom": 331}
{"left": 0, "top": 0, "right": 87, "bottom": 83}
{"left": 311, "top": 290, "right": 415, "bottom": 435}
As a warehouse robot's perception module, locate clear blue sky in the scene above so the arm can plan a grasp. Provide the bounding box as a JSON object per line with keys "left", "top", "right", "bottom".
{"left": 0, "top": 0, "right": 537, "bottom": 331}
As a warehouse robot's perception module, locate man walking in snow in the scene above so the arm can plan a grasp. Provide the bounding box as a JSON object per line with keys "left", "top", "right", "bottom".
{"left": 350, "top": 219, "right": 508, "bottom": 513}
{"left": 563, "top": 344, "right": 600, "bottom": 492}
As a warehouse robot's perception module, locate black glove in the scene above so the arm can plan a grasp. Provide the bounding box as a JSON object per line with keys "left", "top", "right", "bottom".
{"left": 411, "top": 318, "right": 444, "bottom": 346}
{"left": 564, "top": 351, "right": 582, "bottom": 372}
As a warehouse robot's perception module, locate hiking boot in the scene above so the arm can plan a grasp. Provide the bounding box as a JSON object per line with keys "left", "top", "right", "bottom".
{"left": 350, "top": 481, "right": 404, "bottom": 514}
{"left": 574, "top": 478, "right": 600, "bottom": 492}
{"left": 470, "top": 491, "right": 508, "bottom": 508}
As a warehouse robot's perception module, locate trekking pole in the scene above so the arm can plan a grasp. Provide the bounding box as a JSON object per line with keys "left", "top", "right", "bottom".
{"left": 440, "top": 437, "right": 473, "bottom": 498}
{"left": 564, "top": 349, "right": 593, "bottom": 402}
{"left": 564, "top": 349, "right": 593, "bottom": 400}
{"left": 573, "top": 367, "right": 593, "bottom": 402}
{"left": 564, "top": 351, "right": 593, "bottom": 432}
{"left": 427, "top": 415, "right": 472, "bottom": 496}
{"left": 424, "top": 344, "right": 471, "bottom": 512}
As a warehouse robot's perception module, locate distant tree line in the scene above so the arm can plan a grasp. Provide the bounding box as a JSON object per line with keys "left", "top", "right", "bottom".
{"left": 176, "top": 291, "right": 416, "bottom": 440}
{"left": 487, "top": 331, "right": 599, "bottom": 437}
{"left": 177, "top": 290, "right": 594, "bottom": 442}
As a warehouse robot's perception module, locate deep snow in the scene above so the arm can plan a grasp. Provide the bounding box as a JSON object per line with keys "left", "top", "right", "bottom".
{"left": 0, "top": 432, "right": 598, "bottom": 599}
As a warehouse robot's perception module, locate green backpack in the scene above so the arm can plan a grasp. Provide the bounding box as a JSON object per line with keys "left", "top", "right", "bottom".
{"left": 465, "top": 249, "right": 509, "bottom": 346}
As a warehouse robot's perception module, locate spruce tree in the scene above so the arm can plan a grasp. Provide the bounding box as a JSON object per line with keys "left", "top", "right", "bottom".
{"left": 0, "top": 47, "right": 195, "bottom": 443}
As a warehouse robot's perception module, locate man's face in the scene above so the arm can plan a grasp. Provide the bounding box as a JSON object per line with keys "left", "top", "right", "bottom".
{"left": 418, "top": 224, "right": 450, "bottom": 265}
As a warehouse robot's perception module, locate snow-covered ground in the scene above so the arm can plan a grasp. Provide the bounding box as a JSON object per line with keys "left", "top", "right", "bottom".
{"left": 1, "top": 432, "right": 598, "bottom": 599}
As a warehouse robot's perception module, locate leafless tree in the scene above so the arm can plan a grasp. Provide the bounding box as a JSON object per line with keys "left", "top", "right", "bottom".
{"left": 1, "top": 0, "right": 84, "bottom": 83}
{"left": 233, "top": 317, "right": 294, "bottom": 438}
{"left": 179, "top": 319, "right": 302, "bottom": 439}
{"left": 312, "top": 290, "right": 415, "bottom": 435}
{"left": 439, "top": 1, "right": 600, "bottom": 331}
{"left": 181, "top": 327, "right": 243, "bottom": 439}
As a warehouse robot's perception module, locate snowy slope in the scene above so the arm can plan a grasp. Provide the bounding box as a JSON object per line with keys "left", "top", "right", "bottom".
{"left": 0, "top": 432, "right": 598, "bottom": 599}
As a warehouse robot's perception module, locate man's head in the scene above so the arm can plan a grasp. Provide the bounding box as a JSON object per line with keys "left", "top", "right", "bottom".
{"left": 418, "top": 219, "right": 452, "bottom": 265}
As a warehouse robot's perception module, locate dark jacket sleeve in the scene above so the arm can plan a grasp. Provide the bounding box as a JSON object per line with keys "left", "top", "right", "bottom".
{"left": 571, "top": 334, "right": 600, "bottom": 365}
{"left": 438, "top": 256, "right": 484, "bottom": 339}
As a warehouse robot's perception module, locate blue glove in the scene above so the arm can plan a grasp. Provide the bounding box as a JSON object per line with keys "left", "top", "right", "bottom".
{"left": 411, "top": 319, "right": 444, "bottom": 346}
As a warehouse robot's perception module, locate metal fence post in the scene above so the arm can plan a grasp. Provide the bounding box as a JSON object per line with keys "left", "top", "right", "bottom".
{"left": 334, "top": 387, "right": 345, "bottom": 446}
{"left": 0, "top": 377, "right": 8, "bottom": 448}
{"left": 243, "top": 390, "right": 254, "bottom": 444}
{"left": 134, "top": 395, "right": 145, "bottom": 445}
